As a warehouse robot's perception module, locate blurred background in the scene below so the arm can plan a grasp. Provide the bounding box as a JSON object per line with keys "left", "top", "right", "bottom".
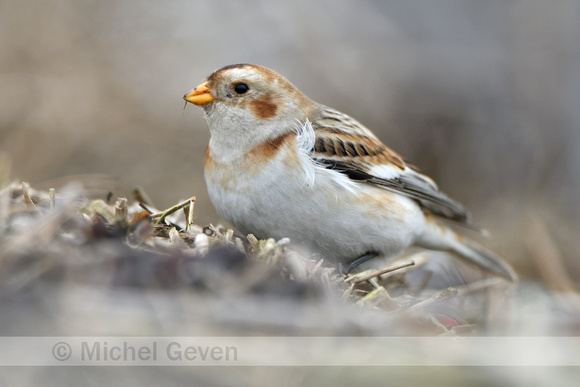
{"left": 2, "top": 1, "right": 580, "bottom": 385}
{"left": 1, "top": 0, "right": 579, "bottom": 279}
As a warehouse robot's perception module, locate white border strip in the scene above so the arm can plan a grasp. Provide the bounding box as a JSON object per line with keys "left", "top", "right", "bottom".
{"left": 0, "top": 337, "right": 577, "bottom": 366}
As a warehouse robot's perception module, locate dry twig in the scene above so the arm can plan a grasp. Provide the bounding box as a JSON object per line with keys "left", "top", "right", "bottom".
{"left": 150, "top": 196, "right": 196, "bottom": 226}
{"left": 347, "top": 259, "right": 416, "bottom": 284}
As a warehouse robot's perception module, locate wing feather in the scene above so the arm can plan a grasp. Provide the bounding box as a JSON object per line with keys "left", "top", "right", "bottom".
{"left": 309, "top": 107, "right": 474, "bottom": 226}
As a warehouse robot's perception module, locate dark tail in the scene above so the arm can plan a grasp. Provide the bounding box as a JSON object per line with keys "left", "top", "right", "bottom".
{"left": 451, "top": 237, "right": 517, "bottom": 281}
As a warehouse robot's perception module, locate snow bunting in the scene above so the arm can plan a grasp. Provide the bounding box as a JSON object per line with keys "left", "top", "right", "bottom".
{"left": 183, "top": 64, "right": 515, "bottom": 279}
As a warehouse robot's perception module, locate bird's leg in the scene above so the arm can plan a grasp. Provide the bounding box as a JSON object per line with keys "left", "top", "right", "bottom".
{"left": 340, "top": 251, "right": 379, "bottom": 276}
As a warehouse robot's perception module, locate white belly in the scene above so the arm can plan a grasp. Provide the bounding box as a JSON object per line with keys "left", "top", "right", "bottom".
{"left": 205, "top": 148, "right": 426, "bottom": 265}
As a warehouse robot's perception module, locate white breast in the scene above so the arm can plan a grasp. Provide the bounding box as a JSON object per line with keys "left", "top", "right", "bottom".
{"left": 204, "top": 129, "right": 426, "bottom": 264}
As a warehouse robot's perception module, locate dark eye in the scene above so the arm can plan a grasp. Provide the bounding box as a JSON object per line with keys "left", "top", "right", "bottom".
{"left": 234, "top": 83, "right": 249, "bottom": 94}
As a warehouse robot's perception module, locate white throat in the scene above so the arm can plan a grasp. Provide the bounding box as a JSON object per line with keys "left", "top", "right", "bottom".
{"left": 203, "top": 102, "right": 294, "bottom": 163}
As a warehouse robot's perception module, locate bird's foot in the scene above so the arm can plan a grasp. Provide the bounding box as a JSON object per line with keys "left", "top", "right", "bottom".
{"left": 338, "top": 251, "right": 379, "bottom": 276}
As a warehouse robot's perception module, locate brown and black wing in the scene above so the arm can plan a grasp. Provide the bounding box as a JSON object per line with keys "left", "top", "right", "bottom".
{"left": 310, "top": 107, "right": 472, "bottom": 226}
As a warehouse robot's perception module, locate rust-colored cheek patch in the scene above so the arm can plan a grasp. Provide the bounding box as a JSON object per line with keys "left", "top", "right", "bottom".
{"left": 248, "top": 95, "right": 278, "bottom": 119}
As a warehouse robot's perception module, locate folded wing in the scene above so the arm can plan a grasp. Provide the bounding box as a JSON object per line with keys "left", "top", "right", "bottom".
{"left": 310, "top": 107, "right": 473, "bottom": 227}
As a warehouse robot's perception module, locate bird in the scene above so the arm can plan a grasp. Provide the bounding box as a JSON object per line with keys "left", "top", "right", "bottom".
{"left": 183, "top": 64, "right": 515, "bottom": 280}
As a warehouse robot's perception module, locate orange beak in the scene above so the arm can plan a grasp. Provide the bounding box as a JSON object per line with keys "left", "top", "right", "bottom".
{"left": 183, "top": 81, "right": 215, "bottom": 105}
